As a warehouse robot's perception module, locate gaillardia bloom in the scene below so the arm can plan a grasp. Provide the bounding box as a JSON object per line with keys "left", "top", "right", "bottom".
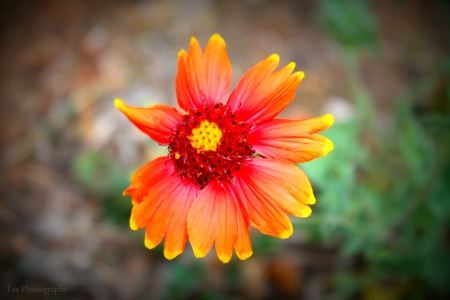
{"left": 116, "top": 34, "right": 333, "bottom": 263}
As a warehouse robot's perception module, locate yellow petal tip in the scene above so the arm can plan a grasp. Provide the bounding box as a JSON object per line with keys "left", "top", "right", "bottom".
{"left": 268, "top": 53, "right": 280, "bottom": 62}
{"left": 130, "top": 217, "right": 138, "bottom": 231}
{"left": 217, "top": 253, "right": 232, "bottom": 263}
{"left": 115, "top": 98, "right": 124, "bottom": 110}
{"left": 144, "top": 236, "right": 159, "bottom": 249}
{"left": 323, "top": 114, "right": 335, "bottom": 127}
{"left": 192, "top": 246, "right": 207, "bottom": 258}
{"left": 279, "top": 224, "right": 293, "bottom": 239}
{"left": 323, "top": 138, "right": 334, "bottom": 154}
{"left": 301, "top": 205, "right": 313, "bottom": 217}
{"left": 210, "top": 33, "right": 223, "bottom": 42}
{"left": 237, "top": 250, "right": 253, "bottom": 260}
{"left": 306, "top": 192, "right": 316, "bottom": 205}
{"left": 178, "top": 49, "right": 186, "bottom": 58}
{"left": 279, "top": 231, "right": 292, "bottom": 239}
{"left": 295, "top": 71, "right": 305, "bottom": 81}
{"left": 164, "top": 250, "right": 180, "bottom": 260}
{"left": 190, "top": 36, "right": 198, "bottom": 46}
{"left": 287, "top": 62, "right": 296, "bottom": 70}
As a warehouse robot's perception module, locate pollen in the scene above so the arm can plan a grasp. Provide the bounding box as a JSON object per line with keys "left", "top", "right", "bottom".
{"left": 188, "top": 120, "right": 222, "bottom": 153}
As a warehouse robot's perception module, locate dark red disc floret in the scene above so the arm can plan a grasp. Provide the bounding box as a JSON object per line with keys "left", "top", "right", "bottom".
{"left": 167, "top": 103, "right": 256, "bottom": 189}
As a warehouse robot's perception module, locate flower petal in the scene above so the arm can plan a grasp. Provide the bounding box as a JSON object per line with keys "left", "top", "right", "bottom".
{"left": 129, "top": 159, "right": 176, "bottom": 230}
{"left": 115, "top": 99, "right": 181, "bottom": 144}
{"left": 131, "top": 170, "right": 198, "bottom": 259}
{"left": 124, "top": 156, "right": 172, "bottom": 205}
{"left": 163, "top": 182, "right": 198, "bottom": 260}
{"left": 226, "top": 54, "right": 304, "bottom": 123}
{"left": 234, "top": 196, "right": 253, "bottom": 260}
{"left": 142, "top": 174, "right": 194, "bottom": 250}
{"left": 234, "top": 159, "right": 315, "bottom": 238}
{"left": 176, "top": 34, "right": 231, "bottom": 111}
{"left": 187, "top": 180, "right": 252, "bottom": 263}
{"left": 249, "top": 114, "right": 334, "bottom": 163}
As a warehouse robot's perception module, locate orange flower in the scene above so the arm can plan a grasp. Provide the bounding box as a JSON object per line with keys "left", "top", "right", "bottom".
{"left": 115, "top": 34, "right": 334, "bottom": 262}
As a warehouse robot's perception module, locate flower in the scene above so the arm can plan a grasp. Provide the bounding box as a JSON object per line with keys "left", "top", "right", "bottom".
{"left": 115, "top": 34, "right": 334, "bottom": 263}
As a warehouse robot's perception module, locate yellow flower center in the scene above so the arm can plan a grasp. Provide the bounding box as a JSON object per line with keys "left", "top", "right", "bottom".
{"left": 188, "top": 120, "right": 222, "bottom": 153}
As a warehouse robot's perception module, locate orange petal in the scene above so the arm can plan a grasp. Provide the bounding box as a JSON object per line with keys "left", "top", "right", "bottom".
{"left": 234, "top": 159, "right": 316, "bottom": 238}
{"left": 248, "top": 115, "right": 334, "bottom": 163}
{"left": 124, "top": 157, "right": 173, "bottom": 205}
{"left": 139, "top": 174, "right": 197, "bottom": 251}
{"left": 204, "top": 34, "right": 232, "bottom": 106}
{"left": 227, "top": 54, "right": 304, "bottom": 122}
{"left": 187, "top": 180, "right": 251, "bottom": 263}
{"left": 129, "top": 160, "right": 177, "bottom": 230}
{"left": 234, "top": 194, "right": 253, "bottom": 260}
{"left": 115, "top": 99, "right": 181, "bottom": 144}
{"left": 131, "top": 172, "right": 198, "bottom": 260}
{"left": 163, "top": 182, "right": 198, "bottom": 260}
{"left": 142, "top": 174, "right": 197, "bottom": 250}
{"left": 176, "top": 34, "right": 231, "bottom": 111}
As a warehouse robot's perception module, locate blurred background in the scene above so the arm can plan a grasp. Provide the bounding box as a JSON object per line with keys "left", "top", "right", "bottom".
{"left": 1, "top": 0, "right": 449, "bottom": 299}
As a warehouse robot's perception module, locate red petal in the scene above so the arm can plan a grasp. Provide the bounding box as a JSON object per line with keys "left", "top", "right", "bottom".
{"left": 234, "top": 159, "right": 315, "bottom": 238}
{"left": 227, "top": 54, "right": 304, "bottom": 123}
{"left": 249, "top": 114, "right": 334, "bottom": 163}
{"left": 176, "top": 34, "right": 231, "bottom": 111}
{"left": 115, "top": 99, "right": 181, "bottom": 144}
{"left": 187, "top": 180, "right": 252, "bottom": 262}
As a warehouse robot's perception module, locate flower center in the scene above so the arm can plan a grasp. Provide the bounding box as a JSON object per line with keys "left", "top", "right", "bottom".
{"left": 188, "top": 120, "right": 222, "bottom": 153}
{"left": 168, "top": 104, "right": 255, "bottom": 189}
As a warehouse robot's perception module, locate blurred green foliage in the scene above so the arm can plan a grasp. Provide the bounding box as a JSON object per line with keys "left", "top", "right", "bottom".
{"left": 165, "top": 260, "right": 241, "bottom": 300}
{"left": 316, "top": 0, "right": 379, "bottom": 53}
{"left": 72, "top": 150, "right": 131, "bottom": 225}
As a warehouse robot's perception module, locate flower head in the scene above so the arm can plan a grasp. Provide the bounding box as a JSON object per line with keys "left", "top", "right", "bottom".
{"left": 116, "top": 34, "right": 334, "bottom": 262}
